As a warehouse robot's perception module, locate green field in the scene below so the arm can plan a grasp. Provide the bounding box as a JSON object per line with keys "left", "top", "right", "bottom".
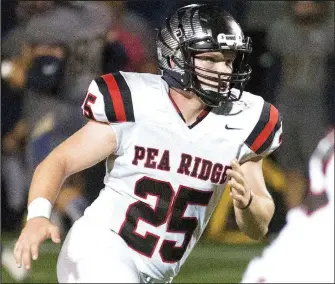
{"left": 2, "top": 232, "right": 265, "bottom": 283}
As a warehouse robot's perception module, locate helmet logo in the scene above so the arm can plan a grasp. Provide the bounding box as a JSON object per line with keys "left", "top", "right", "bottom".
{"left": 217, "top": 33, "right": 243, "bottom": 48}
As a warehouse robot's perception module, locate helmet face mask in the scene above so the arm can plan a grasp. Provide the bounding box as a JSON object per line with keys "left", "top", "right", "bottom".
{"left": 157, "top": 4, "right": 252, "bottom": 107}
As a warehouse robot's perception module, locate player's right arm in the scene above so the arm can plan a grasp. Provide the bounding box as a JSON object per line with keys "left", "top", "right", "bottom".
{"left": 14, "top": 120, "right": 117, "bottom": 270}
{"left": 14, "top": 72, "right": 136, "bottom": 270}
{"left": 28, "top": 120, "right": 117, "bottom": 206}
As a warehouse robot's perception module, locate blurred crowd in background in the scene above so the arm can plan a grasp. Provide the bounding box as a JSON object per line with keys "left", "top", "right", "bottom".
{"left": 1, "top": 0, "right": 334, "bottom": 244}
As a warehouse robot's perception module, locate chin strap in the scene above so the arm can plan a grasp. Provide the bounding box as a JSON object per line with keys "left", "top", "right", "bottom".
{"left": 162, "top": 69, "right": 220, "bottom": 106}
{"left": 161, "top": 69, "right": 190, "bottom": 90}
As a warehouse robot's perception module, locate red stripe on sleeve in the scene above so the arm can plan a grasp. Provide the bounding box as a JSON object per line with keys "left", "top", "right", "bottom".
{"left": 102, "top": 74, "right": 127, "bottom": 122}
{"left": 250, "top": 105, "right": 279, "bottom": 153}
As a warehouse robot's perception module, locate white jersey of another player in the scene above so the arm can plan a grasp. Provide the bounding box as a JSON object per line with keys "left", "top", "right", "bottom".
{"left": 302, "top": 129, "right": 334, "bottom": 218}
{"left": 242, "top": 129, "right": 334, "bottom": 283}
{"left": 78, "top": 71, "right": 282, "bottom": 281}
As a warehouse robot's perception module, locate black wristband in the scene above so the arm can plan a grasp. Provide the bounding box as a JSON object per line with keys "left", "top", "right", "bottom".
{"left": 239, "top": 191, "right": 253, "bottom": 210}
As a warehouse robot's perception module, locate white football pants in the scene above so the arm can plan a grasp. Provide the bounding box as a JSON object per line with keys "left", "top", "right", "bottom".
{"left": 57, "top": 217, "right": 142, "bottom": 283}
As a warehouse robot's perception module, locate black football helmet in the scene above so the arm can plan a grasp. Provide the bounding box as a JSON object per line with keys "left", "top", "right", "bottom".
{"left": 156, "top": 4, "right": 252, "bottom": 107}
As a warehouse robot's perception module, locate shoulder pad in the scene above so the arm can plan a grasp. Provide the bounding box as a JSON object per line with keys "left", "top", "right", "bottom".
{"left": 82, "top": 72, "right": 135, "bottom": 123}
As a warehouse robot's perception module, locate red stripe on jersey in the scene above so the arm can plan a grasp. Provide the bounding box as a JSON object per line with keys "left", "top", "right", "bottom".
{"left": 198, "top": 107, "right": 211, "bottom": 119}
{"left": 102, "top": 74, "right": 127, "bottom": 122}
{"left": 250, "top": 105, "right": 279, "bottom": 153}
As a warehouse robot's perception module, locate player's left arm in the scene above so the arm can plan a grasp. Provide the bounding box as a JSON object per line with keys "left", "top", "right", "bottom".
{"left": 227, "top": 157, "right": 275, "bottom": 240}
{"left": 227, "top": 101, "right": 283, "bottom": 240}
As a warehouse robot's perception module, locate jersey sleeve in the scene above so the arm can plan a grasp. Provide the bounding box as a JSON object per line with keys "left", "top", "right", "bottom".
{"left": 81, "top": 72, "right": 135, "bottom": 123}
{"left": 239, "top": 101, "right": 283, "bottom": 163}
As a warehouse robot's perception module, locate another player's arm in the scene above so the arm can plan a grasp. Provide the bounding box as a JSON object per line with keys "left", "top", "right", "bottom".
{"left": 227, "top": 157, "right": 275, "bottom": 240}
{"left": 14, "top": 120, "right": 117, "bottom": 269}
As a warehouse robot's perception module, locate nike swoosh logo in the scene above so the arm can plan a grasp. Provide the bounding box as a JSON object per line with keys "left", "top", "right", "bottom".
{"left": 225, "top": 124, "right": 242, "bottom": 130}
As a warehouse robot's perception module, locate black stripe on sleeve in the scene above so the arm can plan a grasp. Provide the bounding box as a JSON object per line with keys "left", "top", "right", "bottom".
{"left": 256, "top": 115, "right": 282, "bottom": 154}
{"left": 113, "top": 72, "right": 135, "bottom": 122}
{"left": 94, "top": 76, "right": 117, "bottom": 123}
{"left": 245, "top": 102, "right": 271, "bottom": 149}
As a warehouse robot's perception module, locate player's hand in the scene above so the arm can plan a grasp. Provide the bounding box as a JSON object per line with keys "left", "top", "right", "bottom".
{"left": 14, "top": 217, "right": 61, "bottom": 270}
{"left": 227, "top": 159, "right": 252, "bottom": 209}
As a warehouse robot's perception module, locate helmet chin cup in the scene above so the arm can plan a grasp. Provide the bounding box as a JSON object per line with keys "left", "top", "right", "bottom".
{"left": 192, "top": 85, "right": 242, "bottom": 107}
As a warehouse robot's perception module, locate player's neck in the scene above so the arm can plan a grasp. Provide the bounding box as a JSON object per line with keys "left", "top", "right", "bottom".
{"left": 169, "top": 88, "right": 206, "bottom": 125}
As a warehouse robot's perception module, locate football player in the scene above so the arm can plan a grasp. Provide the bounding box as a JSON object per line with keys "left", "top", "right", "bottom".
{"left": 14, "top": 4, "right": 282, "bottom": 283}
{"left": 241, "top": 129, "right": 334, "bottom": 283}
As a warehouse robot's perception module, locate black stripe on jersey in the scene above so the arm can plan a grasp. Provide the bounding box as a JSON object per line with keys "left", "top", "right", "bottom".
{"left": 245, "top": 102, "right": 271, "bottom": 149}
{"left": 95, "top": 76, "right": 117, "bottom": 122}
{"left": 256, "top": 115, "right": 282, "bottom": 154}
{"left": 113, "top": 72, "right": 135, "bottom": 122}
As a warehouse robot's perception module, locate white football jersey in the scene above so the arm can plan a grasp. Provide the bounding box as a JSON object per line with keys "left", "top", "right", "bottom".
{"left": 80, "top": 71, "right": 282, "bottom": 281}
{"left": 299, "top": 129, "right": 334, "bottom": 222}
{"left": 284, "top": 128, "right": 334, "bottom": 228}
{"left": 241, "top": 129, "right": 334, "bottom": 283}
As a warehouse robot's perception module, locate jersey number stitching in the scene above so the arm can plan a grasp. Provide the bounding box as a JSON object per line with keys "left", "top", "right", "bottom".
{"left": 83, "top": 93, "right": 97, "bottom": 120}
{"left": 119, "top": 176, "right": 213, "bottom": 263}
